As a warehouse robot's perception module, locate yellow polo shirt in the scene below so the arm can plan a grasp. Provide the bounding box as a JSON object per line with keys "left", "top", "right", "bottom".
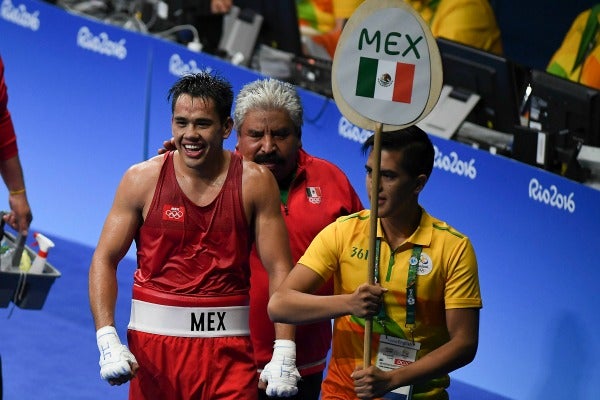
{"left": 406, "top": 0, "right": 504, "bottom": 55}
{"left": 298, "top": 208, "right": 482, "bottom": 400}
{"left": 547, "top": 6, "right": 600, "bottom": 90}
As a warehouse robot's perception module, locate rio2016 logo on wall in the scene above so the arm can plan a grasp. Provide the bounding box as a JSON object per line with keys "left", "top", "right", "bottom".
{"left": 433, "top": 145, "right": 477, "bottom": 180}
{"left": 77, "top": 26, "right": 128, "bottom": 60}
{"left": 528, "top": 178, "right": 576, "bottom": 213}
{"left": 169, "top": 54, "right": 210, "bottom": 77}
{"left": 1, "top": 0, "right": 40, "bottom": 30}
{"left": 338, "top": 116, "right": 374, "bottom": 144}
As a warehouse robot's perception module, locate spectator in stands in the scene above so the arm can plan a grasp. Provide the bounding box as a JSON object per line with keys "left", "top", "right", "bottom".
{"left": 298, "top": 0, "right": 363, "bottom": 58}
{"left": 301, "top": 0, "right": 504, "bottom": 58}
{"left": 406, "top": 0, "right": 503, "bottom": 55}
{"left": 547, "top": 4, "right": 600, "bottom": 90}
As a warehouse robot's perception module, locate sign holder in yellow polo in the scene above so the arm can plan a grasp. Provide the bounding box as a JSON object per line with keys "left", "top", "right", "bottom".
{"left": 331, "top": 0, "right": 443, "bottom": 368}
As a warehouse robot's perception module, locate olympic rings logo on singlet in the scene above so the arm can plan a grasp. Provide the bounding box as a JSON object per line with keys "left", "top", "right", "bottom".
{"left": 163, "top": 205, "right": 185, "bottom": 221}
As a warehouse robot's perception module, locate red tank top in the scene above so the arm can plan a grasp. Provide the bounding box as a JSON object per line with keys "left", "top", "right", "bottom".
{"left": 134, "top": 151, "right": 252, "bottom": 297}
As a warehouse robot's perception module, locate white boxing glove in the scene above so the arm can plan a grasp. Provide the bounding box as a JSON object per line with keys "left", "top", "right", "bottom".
{"left": 96, "top": 325, "right": 138, "bottom": 383}
{"left": 259, "top": 339, "right": 301, "bottom": 397}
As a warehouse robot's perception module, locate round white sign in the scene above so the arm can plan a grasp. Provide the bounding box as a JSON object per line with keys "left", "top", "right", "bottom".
{"left": 332, "top": 0, "right": 443, "bottom": 131}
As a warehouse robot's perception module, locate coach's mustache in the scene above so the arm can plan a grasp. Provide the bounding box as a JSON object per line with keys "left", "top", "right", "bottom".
{"left": 253, "top": 153, "right": 284, "bottom": 165}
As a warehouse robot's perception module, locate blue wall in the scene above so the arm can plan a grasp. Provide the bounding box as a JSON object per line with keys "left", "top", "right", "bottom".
{"left": 1, "top": 1, "right": 600, "bottom": 399}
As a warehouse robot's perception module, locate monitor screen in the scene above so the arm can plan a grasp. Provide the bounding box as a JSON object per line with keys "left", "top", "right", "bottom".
{"left": 528, "top": 69, "right": 600, "bottom": 148}
{"left": 435, "top": 37, "right": 525, "bottom": 134}
{"left": 233, "top": 0, "right": 303, "bottom": 56}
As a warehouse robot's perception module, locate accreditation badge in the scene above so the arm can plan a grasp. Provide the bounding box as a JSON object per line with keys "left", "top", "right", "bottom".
{"left": 376, "top": 335, "right": 421, "bottom": 399}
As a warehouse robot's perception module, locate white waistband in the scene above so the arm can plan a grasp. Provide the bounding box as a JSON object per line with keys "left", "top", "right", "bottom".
{"left": 128, "top": 299, "right": 250, "bottom": 338}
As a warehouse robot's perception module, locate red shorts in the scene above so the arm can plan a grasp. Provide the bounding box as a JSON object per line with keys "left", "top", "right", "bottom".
{"left": 127, "top": 286, "right": 258, "bottom": 399}
{"left": 127, "top": 330, "right": 257, "bottom": 400}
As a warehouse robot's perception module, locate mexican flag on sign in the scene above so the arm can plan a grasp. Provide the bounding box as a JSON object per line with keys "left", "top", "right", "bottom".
{"left": 356, "top": 57, "right": 415, "bottom": 103}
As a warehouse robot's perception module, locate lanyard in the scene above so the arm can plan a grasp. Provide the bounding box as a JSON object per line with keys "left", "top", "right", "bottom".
{"left": 374, "top": 239, "right": 423, "bottom": 327}
{"left": 406, "top": 246, "right": 422, "bottom": 325}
